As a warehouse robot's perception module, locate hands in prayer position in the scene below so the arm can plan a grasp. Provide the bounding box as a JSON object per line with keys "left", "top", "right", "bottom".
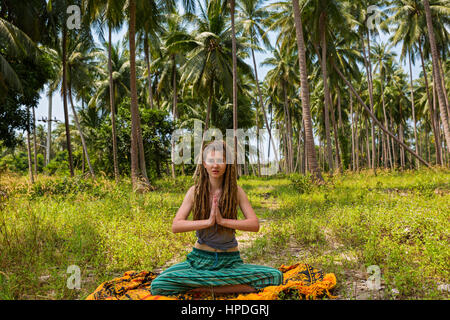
{"left": 208, "top": 192, "right": 223, "bottom": 227}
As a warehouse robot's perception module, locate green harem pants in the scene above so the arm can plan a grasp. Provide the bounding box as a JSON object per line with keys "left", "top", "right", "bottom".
{"left": 150, "top": 247, "right": 283, "bottom": 296}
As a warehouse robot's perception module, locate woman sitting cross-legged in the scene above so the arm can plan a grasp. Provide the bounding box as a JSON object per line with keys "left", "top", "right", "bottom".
{"left": 150, "top": 140, "right": 283, "bottom": 296}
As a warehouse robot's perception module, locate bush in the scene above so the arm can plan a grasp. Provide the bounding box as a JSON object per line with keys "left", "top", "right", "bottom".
{"left": 27, "top": 176, "right": 105, "bottom": 199}
{"left": 43, "top": 151, "right": 69, "bottom": 175}
{"left": 288, "top": 173, "right": 313, "bottom": 194}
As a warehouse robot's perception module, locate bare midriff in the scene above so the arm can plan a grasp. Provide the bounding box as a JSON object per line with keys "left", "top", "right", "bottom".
{"left": 194, "top": 241, "right": 239, "bottom": 252}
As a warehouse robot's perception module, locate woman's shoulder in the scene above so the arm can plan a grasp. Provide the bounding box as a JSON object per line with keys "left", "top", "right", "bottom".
{"left": 184, "top": 185, "right": 196, "bottom": 202}
{"left": 236, "top": 185, "right": 246, "bottom": 199}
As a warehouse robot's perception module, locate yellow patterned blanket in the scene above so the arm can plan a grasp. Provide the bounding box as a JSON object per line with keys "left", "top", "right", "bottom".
{"left": 86, "top": 263, "right": 337, "bottom": 300}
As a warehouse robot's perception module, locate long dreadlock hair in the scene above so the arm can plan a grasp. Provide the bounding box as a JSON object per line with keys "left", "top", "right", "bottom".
{"left": 193, "top": 140, "right": 238, "bottom": 235}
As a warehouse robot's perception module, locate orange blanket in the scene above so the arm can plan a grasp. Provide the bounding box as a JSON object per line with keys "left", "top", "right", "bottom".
{"left": 86, "top": 263, "right": 337, "bottom": 300}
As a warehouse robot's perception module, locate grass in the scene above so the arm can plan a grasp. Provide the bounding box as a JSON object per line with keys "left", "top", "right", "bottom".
{"left": 0, "top": 168, "right": 448, "bottom": 299}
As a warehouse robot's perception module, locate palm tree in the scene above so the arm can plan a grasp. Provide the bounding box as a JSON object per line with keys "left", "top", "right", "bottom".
{"left": 128, "top": 0, "right": 143, "bottom": 189}
{"left": 136, "top": 0, "right": 163, "bottom": 111}
{"left": 66, "top": 36, "right": 99, "bottom": 178}
{"left": 0, "top": 17, "right": 36, "bottom": 93}
{"left": 292, "top": 0, "right": 322, "bottom": 180}
{"left": 332, "top": 59, "right": 432, "bottom": 168}
{"left": 349, "top": 0, "right": 388, "bottom": 172}
{"left": 83, "top": 0, "right": 125, "bottom": 182}
{"left": 261, "top": 47, "right": 297, "bottom": 173}
{"left": 176, "top": 0, "right": 253, "bottom": 175}
{"left": 46, "top": 0, "right": 84, "bottom": 177}
{"left": 237, "top": 0, "right": 281, "bottom": 174}
{"left": 372, "top": 42, "right": 397, "bottom": 169}
{"left": 423, "top": 0, "right": 450, "bottom": 150}
{"left": 306, "top": 0, "right": 353, "bottom": 173}
{"left": 155, "top": 11, "right": 191, "bottom": 178}
{"left": 386, "top": 0, "right": 447, "bottom": 165}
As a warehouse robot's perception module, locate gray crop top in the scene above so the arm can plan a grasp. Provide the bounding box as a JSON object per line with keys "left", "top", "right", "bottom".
{"left": 196, "top": 224, "right": 238, "bottom": 250}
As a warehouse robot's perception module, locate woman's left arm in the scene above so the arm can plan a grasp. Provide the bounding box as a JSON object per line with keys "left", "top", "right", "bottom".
{"left": 216, "top": 186, "right": 260, "bottom": 232}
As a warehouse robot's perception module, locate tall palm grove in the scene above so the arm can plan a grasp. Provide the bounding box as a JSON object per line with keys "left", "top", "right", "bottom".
{"left": 0, "top": 0, "right": 449, "bottom": 189}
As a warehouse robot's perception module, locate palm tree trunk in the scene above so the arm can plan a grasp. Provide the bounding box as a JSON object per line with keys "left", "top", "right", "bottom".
{"left": 230, "top": 0, "right": 238, "bottom": 173}
{"left": 46, "top": 90, "right": 52, "bottom": 166}
{"left": 303, "top": 119, "right": 308, "bottom": 173}
{"left": 256, "top": 114, "right": 261, "bottom": 176}
{"left": 433, "top": 80, "right": 443, "bottom": 162}
{"left": 333, "top": 61, "right": 431, "bottom": 168}
{"left": 282, "top": 127, "right": 288, "bottom": 173}
{"left": 381, "top": 82, "right": 392, "bottom": 169}
{"left": 144, "top": 33, "right": 155, "bottom": 109}
{"left": 129, "top": 0, "right": 140, "bottom": 189}
{"left": 319, "top": 15, "right": 334, "bottom": 173}
{"left": 318, "top": 138, "right": 322, "bottom": 172}
{"left": 82, "top": 146, "right": 85, "bottom": 174}
{"left": 390, "top": 111, "right": 397, "bottom": 169}
{"left": 171, "top": 54, "right": 177, "bottom": 179}
{"left": 437, "top": 52, "right": 450, "bottom": 120}
{"left": 68, "top": 83, "right": 95, "bottom": 179}
{"left": 354, "top": 107, "right": 359, "bottom": 172}
{"left": 282, "top": 82, "right": 293, "bottom": 173}
{"left": 250, "top": 46, "right": 278, "bottom": 172}
{"left": 329, "top": 91, "right": 342, "bottom": 172}
{"left": 193, "top": 80, "right": 214, "bottom": 179}
{"left": 408, "top": 51, "right": 419, "bottom": 169}
{"left": 363, "top": 119, "right": 368, "bottom": 169}
{"left": 418, "top": 37, "right": 442, "bottom": 165}
{"left": 337, "top": 89, "right": 343, "bottom": 129}
{"left": 26, "top": 108, "right": 34, "bottom": 184}
{"left": 399, "top": 102, "right": 405, "bottom": 170}
{"left": 136, "top": 110, "right": 150, "bottom": 185}
{"left": 350, "top": 90, "right": 355, "bottom": 171}
{"left": 32, "top": 105, "right": 38, "bottom": 176}
{"left": 423, "top": 0, "right": 450, "bottom": 149}
{"left": 62, "top": 25, "right": 74, "bottom": 177}
{"left": 292, "top": 0, "right": 322, "bottom": 181}
{"left": 294, "top": 125, "right": 302, "bottom": 173}
{"left": 426, "top": 129, "right": 430, "bottom": 163}
{"left": 108, "top": 25, "right": 120, "bottom": 183}
{"left": 363, "top": 31, "right": 376, "bottom": 172}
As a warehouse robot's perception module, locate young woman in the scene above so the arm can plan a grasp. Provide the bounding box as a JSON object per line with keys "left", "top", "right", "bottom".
{"left": 150, "top": 140, "right": 283, "bottom": 296}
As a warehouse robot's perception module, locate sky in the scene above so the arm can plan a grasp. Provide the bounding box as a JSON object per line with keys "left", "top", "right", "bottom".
{"left": 32, "top": 5, "right": 422, "bottom": 164}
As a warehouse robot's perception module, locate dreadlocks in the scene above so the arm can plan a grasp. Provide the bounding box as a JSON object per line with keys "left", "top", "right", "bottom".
{"left": 193, "top": 140, "right": 238, "bottom": 234}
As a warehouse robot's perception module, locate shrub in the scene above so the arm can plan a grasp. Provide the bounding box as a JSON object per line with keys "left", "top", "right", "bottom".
{"left": 288, "top": 173, "right": 313, "bottom": 194}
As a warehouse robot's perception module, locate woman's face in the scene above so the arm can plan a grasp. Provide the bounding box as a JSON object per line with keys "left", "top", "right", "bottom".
{"left": 203, "top": 149, "right": 227, "bottom": 178}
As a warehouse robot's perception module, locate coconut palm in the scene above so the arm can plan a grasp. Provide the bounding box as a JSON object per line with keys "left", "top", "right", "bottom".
{"left": 372, "top": 42, "right": 397, "bottom": 169}
{"left": 305, "top": 0, "right": 355, "bottom": 173}
{"left": 82, "top": 0, "right": 126, "bottom": 182}
{"left": 179, "top": 0, "right": 253, "bottom": 129}
{"left": 136, "top": 0, "right": 164, "bottom": 110}
{"left": 386, "top": 0, "right": 449, "bottom": 165}
{"left": 331, "top": 55, "right": 432, "bottom": 168}
{"left": 237, "top": 0, "right": 281, "bottom": 174}
{"left": 0, "top": 17, "right": 37, "bottom": 93}
{"left": 423, "top": 0, "right": 450, "bottom": 151}
{"left": 292, "top": 0, "right": 322, "bottom": 180}
{"left": 261, "top": 47, "right": 297, "bottom": 173}
{"left": 66, "top": 35, "right": 100, "bottom": 178}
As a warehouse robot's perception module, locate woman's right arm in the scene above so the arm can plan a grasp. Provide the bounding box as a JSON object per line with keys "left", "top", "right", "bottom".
{"left": 171, "top": 186, "right": 214, "bottom": 233}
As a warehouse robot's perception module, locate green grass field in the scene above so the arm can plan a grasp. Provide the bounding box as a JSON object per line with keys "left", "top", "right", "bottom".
{"left": 0, "top": 169, "right": 448, "bottom": 299}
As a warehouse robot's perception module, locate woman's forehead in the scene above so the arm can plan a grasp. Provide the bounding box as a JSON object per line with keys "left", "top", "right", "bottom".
{"left": 205, "top": 149, "right": 225, "bottom": 159}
